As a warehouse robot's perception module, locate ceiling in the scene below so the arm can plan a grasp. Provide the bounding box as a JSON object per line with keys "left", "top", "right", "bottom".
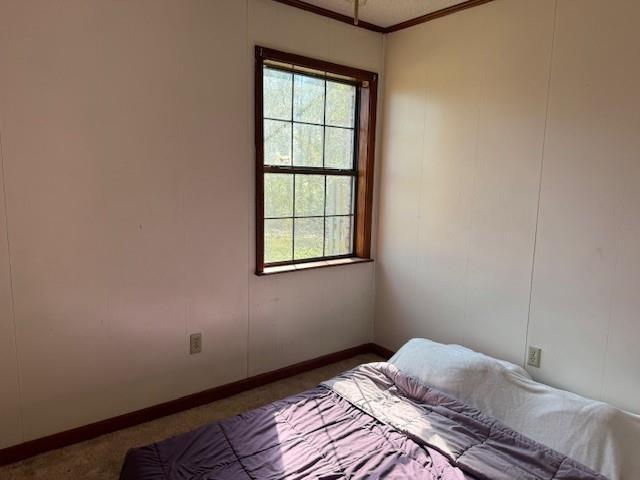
{"left": 301, "top": 0, "right": 470, "bottom": 28}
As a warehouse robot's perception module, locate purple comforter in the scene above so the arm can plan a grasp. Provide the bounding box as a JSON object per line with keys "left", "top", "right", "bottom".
{"left": 120, "top": 363, "right": 606, "bottom": 479}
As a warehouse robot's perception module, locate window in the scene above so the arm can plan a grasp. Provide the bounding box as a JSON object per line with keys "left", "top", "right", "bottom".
{"left": 255, "top": 47, "right": 377, "bottom": 275}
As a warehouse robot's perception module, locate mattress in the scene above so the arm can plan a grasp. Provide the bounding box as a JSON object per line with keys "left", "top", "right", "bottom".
{"left": 120, "top": 362, "right": 606, "bottom": 479}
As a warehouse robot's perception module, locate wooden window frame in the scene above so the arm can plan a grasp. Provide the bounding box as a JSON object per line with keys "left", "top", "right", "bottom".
{"left": 255, "top": 46, "right": 377, "bottom": 275}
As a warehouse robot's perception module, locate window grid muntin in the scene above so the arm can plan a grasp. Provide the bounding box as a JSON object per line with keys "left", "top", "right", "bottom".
{"left": 265, "top": 214, "right": 354, "bottom": 220}
{"left": 290, "top": 70, "right": 296, "bottom": 260}
{"left": 262, "top": 64, "right": 357, "bottom": 266}
{"left": 322, "top": 78, "right": 327, "bottom": 256}
{"left": 264, "top": 117, "right": 356, "bottom": 131}
{"left": 264, "top": 165, "right": 356, "bottom": 175}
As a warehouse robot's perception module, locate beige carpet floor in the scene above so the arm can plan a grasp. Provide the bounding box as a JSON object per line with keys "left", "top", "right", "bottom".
{"left": 1, "top": 353, "right": 382, "bottom": 479}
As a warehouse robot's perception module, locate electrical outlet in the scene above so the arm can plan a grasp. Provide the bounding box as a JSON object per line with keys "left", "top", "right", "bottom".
{"left": 527, "top": 346, "right": 541, "bottom": 368}
{"left": 190, "top": 333, "right": 202, "bottom": 355}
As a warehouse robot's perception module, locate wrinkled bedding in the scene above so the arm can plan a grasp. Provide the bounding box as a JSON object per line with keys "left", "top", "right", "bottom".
{"left": 120, "top": 362, "right": 607, "bottom": 479}
{"left": 389, "top": 338, "right": 640, "bottom": 479}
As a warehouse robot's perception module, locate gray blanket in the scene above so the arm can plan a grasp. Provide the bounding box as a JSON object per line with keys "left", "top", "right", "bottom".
{"left": 120, "top": 362, "right": 607, "bottom": 479}
{"left": 324, "top": 362, "right": 607, "bottom": 479}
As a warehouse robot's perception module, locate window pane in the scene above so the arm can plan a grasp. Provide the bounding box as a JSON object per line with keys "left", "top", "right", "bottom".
{"left": 294, "top": 218, "right": 323, "bottom": 260}
{"left": 263, "top": 67, "right": 292, "bottom": 121}
{"left": 326, "top": 176, "right": 353, "bottom": 216}
{"left": 293, "top": 123, "right": 323, "bottom": 167}
{"left": 295, "top": 174, "right": 325, "bottom": 217}
{"left": 325, "top": 127, "right": 354, "bottom": 169}
{"left": 264, "top": 120, "right": 291, "bottom": 166}
{"left": 293, "top": 74, "right": 324, "bottom": 124}
{"left": 264, "top": 173, "right": 293, "bottom": 218}
{"left": 325, "top": 216, "right": 353, "bottom": 256}
{"left": 326, "top": 81, "right": 356, "bottom": 128}
{"left": 265, "top": 218, "right": 293, "bottom": 263}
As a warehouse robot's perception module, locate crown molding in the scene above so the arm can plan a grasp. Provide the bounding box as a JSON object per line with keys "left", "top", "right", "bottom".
{"left": 271, "top": 0, "right": 386, "bottom": 32}
{"left": 271, "top": 0, "right": 495, "bottom": 34}
{"left": 384, "top": 0, "right": 495, "bottom": 33}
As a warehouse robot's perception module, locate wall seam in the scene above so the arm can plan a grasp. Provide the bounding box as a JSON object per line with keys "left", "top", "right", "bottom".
{"left": 598, "top": 224, "right": 621, "bottom": 401}
{"left": 461, "top": 13, "right": 491, "bottom": 348}
{"left": 412, "top": 29, "right": 432, "bottom": 337}
{"left": 0, "top": 125, "right": 25, "bottom": 442}
{"left": 371, "top": 33, "right": 386, "bottom": 344}
{"left": 246, "top": 0, "right": 252, "bottom": 379}
{"left": 523, "top": 0, "right": 559, "bottom": 369}
{"left": 598, "top": 141, "right": 629, "bottom": 398}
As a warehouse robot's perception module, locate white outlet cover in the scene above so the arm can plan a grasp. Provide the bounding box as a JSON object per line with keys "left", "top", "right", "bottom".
{"left": 527, "top": 346, "right": 541, "bottom": 368}
{"left": 190, "top": 333, "right": 202, "bottom": 355}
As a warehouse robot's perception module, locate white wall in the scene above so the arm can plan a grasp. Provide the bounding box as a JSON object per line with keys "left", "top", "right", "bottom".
{"left": 6, "top": 0, "right": 637, "bottom": 452}
{"left": 376, "top": 0, "right": 640, "bottom": 414}
{"left": 0, "top": 0, "right": 382, "bottom": 448}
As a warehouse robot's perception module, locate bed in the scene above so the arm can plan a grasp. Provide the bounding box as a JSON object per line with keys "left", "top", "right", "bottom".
{"left": 119, "top": 339, "right": 640, "bottom": 479}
